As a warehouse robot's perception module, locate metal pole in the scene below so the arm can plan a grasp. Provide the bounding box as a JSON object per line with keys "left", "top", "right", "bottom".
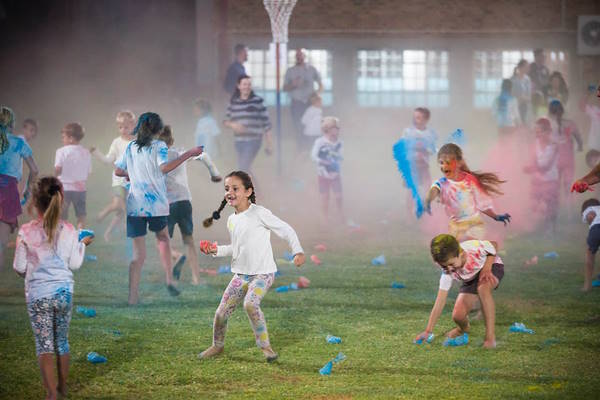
{"left": 276, "top": 41, "right": 282, "bottom": 175}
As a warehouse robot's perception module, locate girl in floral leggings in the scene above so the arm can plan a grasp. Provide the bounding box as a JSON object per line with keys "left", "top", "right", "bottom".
{"left": 199, "top": 171, "right": 305, "bottom": 362}
{"left": 13, "top": 176, "right": 93, "bottom": 399}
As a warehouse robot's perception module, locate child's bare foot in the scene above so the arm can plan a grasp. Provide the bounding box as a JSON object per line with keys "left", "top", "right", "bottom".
{"left": 483, "top": 339, "right": 497, "bottom": 349}
{"left": 198, "top": 345, "right": 223, "bottom": 359}
{"left": 446, "top": 327, "right": 464, "bottom": 338}
{"left": 57, "top": 385, "right": 67, "bottom": 398}
{"left": 581, "top": 285, "right": 591, "bottom": 292}
{"left": 261, "top": 346, "right": 278, "bottom": 362}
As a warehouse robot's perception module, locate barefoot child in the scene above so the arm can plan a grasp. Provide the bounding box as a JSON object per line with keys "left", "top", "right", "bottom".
{"left": 199, "top": 171, "right": 305, "bottom": 362}
{"left": 415, "top": 143, "right": 509, "bottom": 344}
{"left": 0, "top": 106, "right": 38, "bottom": 270}
{"left": 430, "top": 234, "right": 504, "bottom": 348}
{"left": 581, "top": 199, "right": 600, "bottom": 291}
{"left": 54, "top": 122, "right": 92, "bottom": 229}
{"left": 13, "top": 176, "right": 93, "bottom": 399}
{"left": 158, "top": 125, "right": 221, "bottom": 285}
{"left": 114, "top": 112, "right": 203, "bottom": 304}
{"left": 91, "top": 110, "right": 136, "bottom": 241}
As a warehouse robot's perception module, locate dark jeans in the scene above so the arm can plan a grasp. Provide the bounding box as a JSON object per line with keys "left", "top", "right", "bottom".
{"left": 235, "top": 138, "right": 263, "bottom": 175}
{"left": 291, "top": 99, "right": 309, "bottom": 149}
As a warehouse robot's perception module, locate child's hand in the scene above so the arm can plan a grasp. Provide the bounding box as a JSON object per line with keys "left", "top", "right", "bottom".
{"left": 494, "top": 213, "right": 511, "bottom": 225}
{"left": 424, "top": 203, "right": 432, "bottom": 215}
{"left": 81, "top": 236, "right": 94, "bottom": 246}
{"left": 199, "top": 240, "right": 217, "bottom": 255}
{"left": 571, "top": 180, "right": 593, "bottom": 193}
{"left": 89, "top": 146, "right": 96, "bottom": 153}
{"left": 478, "top": 268, "right": 495, "bottom": 285}
{"left": 229, "top": 122, "right": 245, "bottom": 134}
{"left": 188, "top": 146, "right": 204, "bottom": 158}
{"left": 293, "top": 253, "right": 305, "bottom": 267}
{"left": 414, "top": 331, "right": 432, "bottom": 343}
{"left": 211, "top": 175, "right": 222, "bottom": 183}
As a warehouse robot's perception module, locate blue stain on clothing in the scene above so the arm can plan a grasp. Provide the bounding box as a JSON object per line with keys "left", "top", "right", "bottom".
{"left": 393, "top": 137, "right": 424, "bottom": 218}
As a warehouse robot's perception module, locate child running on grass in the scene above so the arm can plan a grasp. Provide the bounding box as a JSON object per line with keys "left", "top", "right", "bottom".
{"left": 429, "top": 234, "right": 504, "bottom": 349}
{"left": 114, "top": 112, "right": 203, "bottom": 304}
{"left": 158, "top": 125, "right": 221, "bottom": 285}
{"left": 54, "top": 122, "right": 92, "bottom": 229}
{"left": 415, "top": 143, "right": 509, "bottom": 344}
{"left": 13, "top": 176, "right": 93, "bottom": 399}
{"left": 199, "top": 171, "right": 305, "bottom": 362}
{"left": 581, "top": 199, "right": 600, "bottom": 292}
{"left": 90, "top": 110, "right": 136, "bottom": 241}
{"left": 0, "top": 106, "right": 38, "bottom": 271}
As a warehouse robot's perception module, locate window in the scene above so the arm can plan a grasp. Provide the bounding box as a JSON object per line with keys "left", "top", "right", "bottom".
{"left": 473, "top": 50, "right": 569, "bottom": 108}
{"left": 356, "top": 50, "right": 449, "bottom": 107}
{"left": 244, "top": 48, "right": 333, "bottom": 107}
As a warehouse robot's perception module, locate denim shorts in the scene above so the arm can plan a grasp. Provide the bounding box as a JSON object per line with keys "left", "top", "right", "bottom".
{"left": 587, "top": 224, "right": 600, "bottom": 254}
{"left": 127, "top": 215, "right": 168, "bottom": 238}
{"left": 63, "top": 191, "right": 86, "bottom": 218}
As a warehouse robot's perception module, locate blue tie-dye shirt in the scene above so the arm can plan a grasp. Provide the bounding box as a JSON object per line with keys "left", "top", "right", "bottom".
{"left": 0, "top": 133, "right": 33, "bottom": 181}
{"left": 115, "top": 140, "right": 170, "bottom": 217}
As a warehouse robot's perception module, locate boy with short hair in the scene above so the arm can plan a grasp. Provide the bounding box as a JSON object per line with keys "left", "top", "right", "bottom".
{"left": 22, "top": 118, "right": 38, "bottom": 143}
{"left": 54, "top": 122, "right": 92, "bottom": 229}
{"left": 402, "top": 107, "right": 437, "bottom": 214}
{"left": 311, "top": 116, "right": 344, "bottom": 222}
{"left": 581, "top": 198, "right": 600, "bottom": 291}
{"left": 430, "top": 233, "right": 504, "bottom": 349}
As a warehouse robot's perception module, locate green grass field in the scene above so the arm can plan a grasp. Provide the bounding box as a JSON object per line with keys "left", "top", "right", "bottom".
{"left": 1, "top": 216, "right": 599, "bottom": 400}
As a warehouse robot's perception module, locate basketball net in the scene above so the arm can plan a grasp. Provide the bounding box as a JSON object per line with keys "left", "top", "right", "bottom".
{"left": 263, "top": 0, "right": 297, "bottom": 44}
{"left": 263, "top": 0, "right": 297, "bottom": 175}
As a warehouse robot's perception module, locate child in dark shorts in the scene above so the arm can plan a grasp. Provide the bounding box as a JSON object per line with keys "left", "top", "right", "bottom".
{"left": 158, "top": 125, "right": 221, "bottom": 285}
{"left": 430, "top": 234, "right": 504, "bottom": 349}
{"left": 581, "top": 198, "right": 600, "bottom": 291}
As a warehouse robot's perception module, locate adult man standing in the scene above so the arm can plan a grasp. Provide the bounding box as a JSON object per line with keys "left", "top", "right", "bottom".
{"left": 284, "top": 48, "right": 323, "bottom": 151}
{"left": 223, "top": 44, "right": 248, "bottom": 96}
{"left": 528, "top": 49, "right": 550, "bottom": 95}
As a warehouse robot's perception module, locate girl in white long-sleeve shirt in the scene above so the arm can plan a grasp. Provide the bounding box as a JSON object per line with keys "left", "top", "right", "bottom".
{"left": 13, "top": 176, "right": 93, "bottom": 400}
{"left": 199, "top": 171, "right": 305, "bottom": 362}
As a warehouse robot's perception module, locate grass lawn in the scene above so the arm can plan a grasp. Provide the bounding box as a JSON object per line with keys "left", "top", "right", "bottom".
{"left": 1, "top": 217, "right": 599, "bottom": 399}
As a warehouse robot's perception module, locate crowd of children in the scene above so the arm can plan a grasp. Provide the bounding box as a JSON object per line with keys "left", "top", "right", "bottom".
{"left": 1, "top": 78, "right": 599, "bottom": 398}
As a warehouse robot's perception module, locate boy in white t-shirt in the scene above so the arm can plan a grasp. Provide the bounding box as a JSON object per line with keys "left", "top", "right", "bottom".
{"left": 300, "top": 93, "right": 323, "bottom": 150}
{"left": 54, "top": 123, "right": 92, "bottom": 229}
{"left": 158, "top": 125, "right": 221, "bottom": 285}
{"left": 90, "top": 110, "right": 136, "bottom": 241}
{"left": 581, "top": 198, "right": 600, "bottom": 291}
{"left": 429, "top": 234, "right": 504, "bottom": 349}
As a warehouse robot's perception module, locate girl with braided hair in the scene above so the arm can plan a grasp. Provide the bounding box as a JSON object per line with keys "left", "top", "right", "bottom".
{"left": 0, "top": 106, "right": 38, "bottom": 270}
{"left": 199, "top": 171, "right": 305, "bottom": 362}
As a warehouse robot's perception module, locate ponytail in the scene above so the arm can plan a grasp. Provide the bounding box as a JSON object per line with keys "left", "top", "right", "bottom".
{"left": 133, "top": 112, "right": 164, "bottom": 152}
{"left": 549, "top": 100, "right": 564, "bottom": 137}
{"left": 32, "top": 177, "right": 64, "bottom": 243}
{"left": 44, "top": 191, "right": 62, "bottom": 243}
{"left": 203, "top": 197, "right": 227, "bottom": 227}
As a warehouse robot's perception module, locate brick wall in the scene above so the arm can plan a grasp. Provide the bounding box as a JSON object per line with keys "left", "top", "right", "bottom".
{"left": 226, "top": 0, "right": 600, "bottom": 33}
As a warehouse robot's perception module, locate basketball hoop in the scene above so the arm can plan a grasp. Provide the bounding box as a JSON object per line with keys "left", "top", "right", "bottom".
{"left": 263, "top": 0, "right": 297, "bottom": 175}
{"left": 263, "top": 0, "right": 297, "bottom": 44}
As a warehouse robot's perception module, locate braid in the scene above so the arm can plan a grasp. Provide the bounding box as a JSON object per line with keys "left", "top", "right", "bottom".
{"left": 203, "top": 197, "right": 227, "bottom": 228}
